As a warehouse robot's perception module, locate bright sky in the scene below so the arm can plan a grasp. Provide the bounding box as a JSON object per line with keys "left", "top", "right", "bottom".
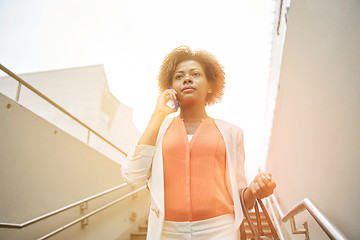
{"left": 0, "top": 0, "right": 276, "bottom": 180}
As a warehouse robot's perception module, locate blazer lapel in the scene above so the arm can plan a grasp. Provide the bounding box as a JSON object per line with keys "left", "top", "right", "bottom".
{"left": 214, "top": 119, "right": 244, "bottom": 230}
{"left": 149, "top": 117, "right": 173, "bottom": 215}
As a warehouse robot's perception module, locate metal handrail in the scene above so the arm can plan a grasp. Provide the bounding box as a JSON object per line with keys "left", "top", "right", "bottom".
{"left": 266, "top": 198, "right": 285, "bottom": 240}
{"left": 38, "top": 185, "right": 147, "bottom": 240}
{"left": 0, "top": 183, "right": 128, "bottom": 228}
{"left": 270, "top": 195, "right": 348, "bottom": 240}
{"left": 0, "top": 64, "right": 127, "bottom": 156}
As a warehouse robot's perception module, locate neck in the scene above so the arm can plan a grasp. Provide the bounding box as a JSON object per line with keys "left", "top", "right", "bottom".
{"left": 179, "top": 102, "right": 208, "bottom": 122}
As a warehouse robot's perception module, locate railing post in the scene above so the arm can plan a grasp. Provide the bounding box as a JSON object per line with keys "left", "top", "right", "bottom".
{"left": 81, "top": 218, "right": 89, "bottom": 229}
{"left": 290, "top": 217, "right": 309, "bottom": 240}
{"left": 15, "top": 82, "right": 22, "bottom": 102}
{"left": 87, "top": 129, "right": 90, "bottom": 144}
{"left": 80, "top": 201, "right": 88, "bottom": 229}
{"left": 80, "top": 201, "right": 88, "bottom": 214}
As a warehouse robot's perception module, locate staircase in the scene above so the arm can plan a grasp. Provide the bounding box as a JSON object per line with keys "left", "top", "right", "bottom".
{"left": 130, "top": 219, "right": 148, "bottom": 240}
{"left": 240, "top": 212, "right": 273, "bottom": 240}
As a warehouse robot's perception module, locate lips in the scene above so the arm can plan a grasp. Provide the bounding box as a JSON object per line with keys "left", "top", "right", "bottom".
{"left": 181, "top": 86, "right": 196, "bottom": 93}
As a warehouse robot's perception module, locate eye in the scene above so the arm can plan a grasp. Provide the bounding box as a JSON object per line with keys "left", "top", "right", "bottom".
{"left": 192, "top": 72, "right": 200, "bottom": 77}
{"left": 175, "top": 74, "right": 183, "bottom": 80}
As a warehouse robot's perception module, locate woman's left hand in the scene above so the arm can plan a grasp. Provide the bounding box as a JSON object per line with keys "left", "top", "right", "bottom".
{"left": 249, "top": 172, "right": 276, "bottom": 199}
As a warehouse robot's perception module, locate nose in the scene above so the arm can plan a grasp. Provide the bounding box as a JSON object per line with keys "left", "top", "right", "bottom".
{"left": 183, "top": 74, "right": 192, "bottom": 84}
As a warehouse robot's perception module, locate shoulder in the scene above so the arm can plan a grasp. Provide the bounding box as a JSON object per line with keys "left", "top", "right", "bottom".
{"left": 213, "top": 118, "right": 244, "bottom": 145}
{"left": 213, "top": 118, "right": 243, "bottom": 135}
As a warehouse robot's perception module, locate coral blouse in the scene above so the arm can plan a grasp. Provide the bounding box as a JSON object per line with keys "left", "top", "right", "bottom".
{"left": 162, "top": 116, "right": 234, "bottom": 222}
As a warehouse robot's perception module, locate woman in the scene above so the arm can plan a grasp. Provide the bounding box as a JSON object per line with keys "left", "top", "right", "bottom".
{"left": 122, "top": 46, "right": 276, "bottom": 240}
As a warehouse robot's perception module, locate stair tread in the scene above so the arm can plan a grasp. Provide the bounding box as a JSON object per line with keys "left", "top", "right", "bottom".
{"left": 248, "top": 216, "right": 267, "bottom": 218}
{"left": 244, "top": 225, "right": 271, "bottom": 230}
{"left": 246, "top": 229, "right": 272, "bottom": 233}
{"left": 131, "top": 232, "right": 147, "bottom": 236}
{"left": 138, "top": 225, "right": 148, "bottom": 232}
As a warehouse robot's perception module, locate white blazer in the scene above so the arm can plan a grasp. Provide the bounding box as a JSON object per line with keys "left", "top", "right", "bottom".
{"left": 122, "top": 117, "right": 247, "bottom": 240}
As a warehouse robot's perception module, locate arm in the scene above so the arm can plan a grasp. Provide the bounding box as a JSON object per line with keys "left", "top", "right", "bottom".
{"left": 138, "top": 88, "right": 177, "bottom": 145}
{"left": 121, "top": 89, "right": 177, "bottom": 185}
{"left": 235, "top": 127, "right": 276, "bottom": 209}
{"left": 243, "top": 187, "right": 257, "bottom": 210}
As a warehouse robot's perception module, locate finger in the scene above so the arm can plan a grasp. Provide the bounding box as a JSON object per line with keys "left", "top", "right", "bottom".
{"left": 257, "top": 178, "right": 266, "bottom": 189}
{"left": 257, "top": 178, "right": 276, "bottom": 198}
{"left": 257, "top": 172, "right": 268, "bottom": 181}
{"left": 258, "top": 180, "right": 271, "bottom": 196}
{"left": 168, "top": 88, "right": 176, "bottom": 97}
{"left": 265, "top": 186, "right": 275, "bottom": 197}
{"left": 161, "top": 90, "right": 168, "bottom": 99}
{"left": 164, "top": 89, "right": 174, "bottom": 95}
{"left": 264, "top": 173, "right": 272, "bottom": 180}
{"left": 268, "top": 180, "right": 276, "bottom": 190}
{"left": 164, "top": 91, "right": 173, "bottom": 101}
{"left": 254, "top": 182, "right": 266, "bottom": 199}
{"left": 259, "top": 176, "right": 276, "bottom": 193}
{"left": 168, "top": 107, "right": 177, "bottom": 113}
{"left": 263, "top": 184, "right": 276, "bottom": 197}
{"left": 262, "top": 180, "right": 275, "bottom": 191}
{"left": 260, "top": 175, "right": 271, "bottom": 186}
{"left": 162, "top": 89, "right": 170, "bottom": 94}
{"left": 261, "top": 173, "right": 275, "bottom": 185}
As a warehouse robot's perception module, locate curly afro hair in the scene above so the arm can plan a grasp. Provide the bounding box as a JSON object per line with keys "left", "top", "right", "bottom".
{"left": 158, "top": 46, "right": 225, "bottom": 106}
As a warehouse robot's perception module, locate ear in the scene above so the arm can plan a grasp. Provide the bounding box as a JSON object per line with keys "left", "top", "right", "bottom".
{"left": 207, "top": 82, "right": 213, "bottom": 94}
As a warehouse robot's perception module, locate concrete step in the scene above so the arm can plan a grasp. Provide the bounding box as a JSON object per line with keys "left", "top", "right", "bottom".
{"left": 131, "top": 232, "right": 147, "bottom": 240}
{"left": 241, "top": 211, "right": 276, "bottom": 239}
{"left": 249, "top": 212, "right": 267, "bottom": 220}
{"left": 245, "top": 229, "right": 273, "bottom": 239}
{"left": 138, "top": 225, "right": 148, "bottom": 232}
{"left": 244, "top": 221, "right": 271, "bottom": 230}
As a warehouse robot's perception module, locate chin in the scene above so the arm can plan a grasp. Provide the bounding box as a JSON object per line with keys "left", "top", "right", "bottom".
{"left": 180, "top": 98, "right": 200, "bottom": 106}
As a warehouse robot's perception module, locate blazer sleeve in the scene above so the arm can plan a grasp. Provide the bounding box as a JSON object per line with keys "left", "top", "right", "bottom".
{"left": 121, "top": 144, "right": 155, "bottom": 186}
{"left": 235, "top": 127, "right": 248, "bottom": 190}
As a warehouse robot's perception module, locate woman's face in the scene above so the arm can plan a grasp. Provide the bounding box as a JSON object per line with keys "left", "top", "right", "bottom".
{"left": 171, "top": 60, "right": 211, "bottom": 106}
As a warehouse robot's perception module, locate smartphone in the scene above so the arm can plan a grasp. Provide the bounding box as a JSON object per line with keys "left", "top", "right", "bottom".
{"left": 169, "top": 87, "right": 179, "bottom": 109}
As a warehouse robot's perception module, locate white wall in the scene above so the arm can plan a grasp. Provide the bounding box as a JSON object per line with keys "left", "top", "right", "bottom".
{"left": 0, "top": 93, "right": 149, "bottom": 240}
{"left": 266, "top": 0, "right": 359, "bottom": 239}
{"left": 263, "top": 0, "right": 291, "bottom": 162}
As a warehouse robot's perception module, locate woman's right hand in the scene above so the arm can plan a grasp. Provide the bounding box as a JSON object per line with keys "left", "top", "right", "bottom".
{"left": 153, "top": 89, "right": 178, "bottom": 117}
{"left": 138, "top": 89, "right": 178, "bottom": 146}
